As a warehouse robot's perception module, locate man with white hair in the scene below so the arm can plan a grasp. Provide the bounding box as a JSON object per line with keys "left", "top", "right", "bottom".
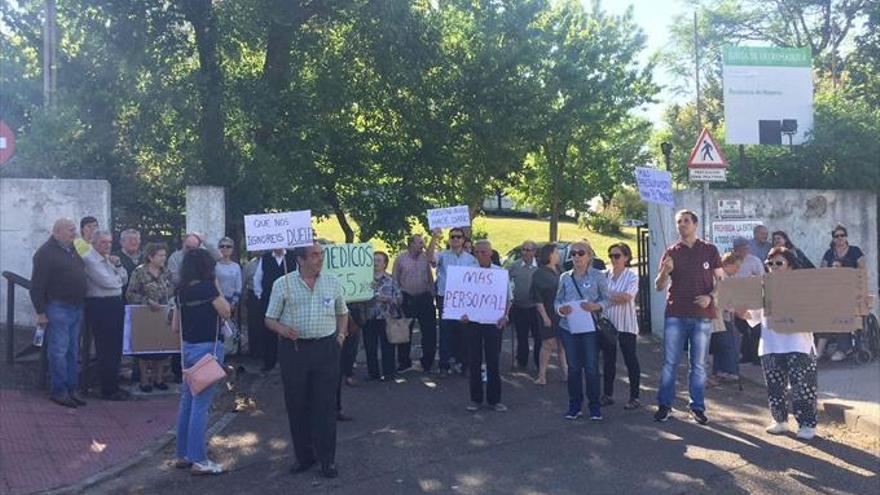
{"left": 30, "top": 218, "right": 88, "bottom": 408}
{"left": 115, "top": 229, "right": 142, "bottom": 296}
{"left": 83, "top": 230, "right": 130, "bottom": 400}
{"left": 508, "top": 240, "right": 540, "bottom": 370}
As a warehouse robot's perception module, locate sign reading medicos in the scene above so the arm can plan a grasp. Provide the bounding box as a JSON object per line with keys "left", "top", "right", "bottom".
{"left": 723, "top": 46, "right": 813, "bottom": 145}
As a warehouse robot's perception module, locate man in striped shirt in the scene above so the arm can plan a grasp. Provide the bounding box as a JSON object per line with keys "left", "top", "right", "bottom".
{"left": 392, "top": 233, "right": 439, "bottom": 373}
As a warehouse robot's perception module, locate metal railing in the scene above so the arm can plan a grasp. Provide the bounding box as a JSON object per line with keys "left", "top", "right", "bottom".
{"left": 3, "top": 271, "right": 33, "bottom": 364}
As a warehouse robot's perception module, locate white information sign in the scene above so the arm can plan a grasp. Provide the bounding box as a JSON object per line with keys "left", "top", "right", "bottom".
{"left": 713, "top": 220, "right": 763, "bottom": 254}
{"left": 244, "top": 210, "right": 313, "bottom": 251}
{"left": 635, "top": 167, "right": 674, "bottom": 207}
{"left": 723, "top": 46, "right": 814, "bottom": 145}
{"left": 689, "top": 168, "right": 727, "bottom": 182}
{"left": 442, "top": 266, "right": 509, "bottom": 324}
{"left": 427, "top": 205, "right": 471, "bottom": 230}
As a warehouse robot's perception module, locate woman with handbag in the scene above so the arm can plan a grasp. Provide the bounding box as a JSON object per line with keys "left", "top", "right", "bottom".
{"left": 173, "top": 249, "right": 231, "bottom": 475}
{"left": 603, "top": 243, "right": 642, "bottom": 409}
{"left": 555, "top": 240, "right": 609, "bottom": 421}
{"left": 362, "top": 251, "right": 403, "bottom": 381}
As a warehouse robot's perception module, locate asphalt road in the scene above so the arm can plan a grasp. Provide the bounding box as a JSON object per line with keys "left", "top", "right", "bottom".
{"left": 90, "top": 337, "right": 879, "bottom": 495}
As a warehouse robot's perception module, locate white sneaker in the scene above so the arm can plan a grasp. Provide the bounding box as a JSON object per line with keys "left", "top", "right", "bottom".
{"left": 796, "top": 427, "right": 816, "bottom": 440}
{"left": 191, "top": 459, "right": 225, "bottom": 475}
{"left": 765, "top": 422, "right": 790, "bottom": 435}
{"left": 830, "top": 350, "right": 847, "bottom": 362}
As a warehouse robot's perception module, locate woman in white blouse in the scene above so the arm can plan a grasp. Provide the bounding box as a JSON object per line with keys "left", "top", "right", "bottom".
{"left": 603, "top": 243, "right": 641, "bottom": 410}
{"left": 760, "top": 246, "right": 818, "bottom": 440}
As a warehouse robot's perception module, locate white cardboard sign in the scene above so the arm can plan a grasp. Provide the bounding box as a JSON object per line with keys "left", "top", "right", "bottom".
{"left": 442, "top": 266, "right": 509, "bottom": 324}
{"left": 635, "top": 167, "right": 674, "bottom": 207}
{"left": 244, "top": 210, "right": 312, "bottom": 251}
{"left": 427, "top": 205, "right": 470, "bottom": 230}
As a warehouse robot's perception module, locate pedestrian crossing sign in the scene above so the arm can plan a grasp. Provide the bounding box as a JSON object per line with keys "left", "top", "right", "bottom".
{"left": 687, "top": 128, "right": 728, "bottom": 168}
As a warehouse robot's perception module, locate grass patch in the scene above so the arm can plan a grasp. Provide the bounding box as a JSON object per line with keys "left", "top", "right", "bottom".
{"left": 312, "top": 215, "right": 637, "bottom": 259}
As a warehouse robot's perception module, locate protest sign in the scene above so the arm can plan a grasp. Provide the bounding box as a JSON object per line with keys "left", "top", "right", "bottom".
{"left": 712, "top": 220, "right": 763, "bottom": 254}
{"left": 123, "top": 305, "right": 179, "bottom": 355}
{"left": 323, "top": 243, "right": 375, "bottom": 302}
{"left": 716, "top": 276, "right": 764, "bottom": 310}
{"left": 635, "top": 167, "right": 674, "bottom": 207}
{"left": 563, "top": 301, "right": 596, "bottom": 334}
{"left": 244, "top": 210, "right": 312, "bottom": 251}
{"left": 427, "top": 205, "right": 470, "bottom": 230}
{"left": 442, "top": 266, "right": 509, "bottom": 324}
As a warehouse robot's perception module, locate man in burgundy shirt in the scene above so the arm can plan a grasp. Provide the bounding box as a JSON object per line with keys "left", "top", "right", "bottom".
{"left": 654, "top": 210, "right": 723, "bottom": 425}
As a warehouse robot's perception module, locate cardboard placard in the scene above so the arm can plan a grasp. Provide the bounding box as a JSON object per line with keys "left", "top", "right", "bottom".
{"left": 442, "top": 266, "right": 509, "bottom": 324}
{"left": 244, "top": 210, "right": 312, "bottom": 251}
{"left": 123, "top": 305, "right": 180, "bottom": 354}
{"left": 716, "top": 276, "right": 764, "bottom": 310}
{"left": 427, "top": 205, "right": 470, "bottom": 230}
{"left": 323, "top": 243, "right": 374, "bottom": 303}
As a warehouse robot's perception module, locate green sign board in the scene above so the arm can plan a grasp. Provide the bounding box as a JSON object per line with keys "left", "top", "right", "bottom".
{"left": 723, "top": 46, "right": 811, "bottom": 68}
{"left": 323, "top": 243, "right": 374, "bottom": 303}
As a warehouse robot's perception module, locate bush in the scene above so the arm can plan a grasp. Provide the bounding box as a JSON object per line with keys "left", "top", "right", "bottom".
{"left": 610, "top": 187, "right": 646, "bottom": 222}
{"left": 583, "top": 207, "right": 623, "bottom": 235}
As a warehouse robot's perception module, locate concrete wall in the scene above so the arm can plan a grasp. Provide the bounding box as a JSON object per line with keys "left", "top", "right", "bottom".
{"left": 648, "top": 189, "right": 878, "bottom": 338}
{"left": 185, "top": 186, "right": 225, "bottom": 251}
{"left": 0, "top": 179, "right": 112, "bottom": 327}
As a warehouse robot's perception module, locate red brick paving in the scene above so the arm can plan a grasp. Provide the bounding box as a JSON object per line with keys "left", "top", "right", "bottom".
{"left": 0, "top": 389, "right": 178, "bottom": 494}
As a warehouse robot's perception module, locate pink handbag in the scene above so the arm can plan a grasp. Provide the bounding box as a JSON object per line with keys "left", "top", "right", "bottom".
{"left": 180, "top": 311, "right": 226, "bottom": 395}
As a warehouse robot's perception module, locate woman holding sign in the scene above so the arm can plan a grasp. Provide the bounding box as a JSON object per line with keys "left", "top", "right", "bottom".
{"left": 760, "top": 247, "right": 818, "bottom": 440}
{"left": 555, "top": 240, "right": 609, "bottom": 421}
{"left": 126, "top": 242, "right": 173, "bottom": 393}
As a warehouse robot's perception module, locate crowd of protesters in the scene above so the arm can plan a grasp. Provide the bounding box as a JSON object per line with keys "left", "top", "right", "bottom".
{"left": 26, "top": 211, "right": 869, "bottom": 477}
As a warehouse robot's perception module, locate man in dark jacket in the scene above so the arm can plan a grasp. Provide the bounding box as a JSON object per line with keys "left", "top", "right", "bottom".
{"left": 30, "top": 218, "right": 88, "bottom": 408}
{"left": 254, "top": 248, "right": 297, "bottom": 372}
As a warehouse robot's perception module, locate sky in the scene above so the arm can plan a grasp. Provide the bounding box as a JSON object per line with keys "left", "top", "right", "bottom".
{"left": 599, "top": 0, "right": 693, "bottom": 125}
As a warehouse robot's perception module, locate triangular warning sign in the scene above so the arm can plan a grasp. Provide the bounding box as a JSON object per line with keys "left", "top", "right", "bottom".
{"left": 687, "top": 128, "right": 728, "bottom": 168}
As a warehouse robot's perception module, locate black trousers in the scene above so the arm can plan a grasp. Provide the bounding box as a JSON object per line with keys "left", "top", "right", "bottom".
{"left": 400, "top": 292, "right": 437, "bottom": 370}
{"left": 437, "top": 296, "right": 467, "bottom": 370}
{"left": 85, "top": 296, "right": 124, "bottom": 396}
{"left": 363, "top": 319, "right": 395, "bottom": 378}
{"left": 279, "top": 335, "right": 340, "bottom": 465}
{"left": 337, "top": 331, "right": 360, "bottom": 411}
{"left": 246, "top": 290, "right": 263, "bottom": 357}
{"left": 510, "top": 305, "right": 540, "bottom": 368}
{"left": 598, "top": 332, "right": 641, "bottom": 400}
{"left": 467, "top": 323, "right": 503, "bottom": 405}
{"left": 260, "top": 297, "right": 278, "bottom": 370}
{"left": 737, "top": 317, "right": 761, "bottom": 363}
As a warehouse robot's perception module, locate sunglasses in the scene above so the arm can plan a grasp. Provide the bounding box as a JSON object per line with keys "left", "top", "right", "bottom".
{"left": 450, "top": 235, "right": 463, "bottom": 239}
{"left": 609, "top": 253, "right": 623, "bottom": 259}
{"left": 219, "top": 245, "right": 233, "bottom": 249}
{"left": 765, "top": 260, "right": 786, "bottom": 267}
{"left": 570, "top": 250, "right": 588, "bottom": 257}
{"left": 833, "top": 233, "right": 847, "bottom": 239}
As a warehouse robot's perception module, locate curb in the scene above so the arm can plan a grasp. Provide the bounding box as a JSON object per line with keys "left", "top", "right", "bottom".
{"left": 45, "top": 372, "right": 269, "bottom": 495}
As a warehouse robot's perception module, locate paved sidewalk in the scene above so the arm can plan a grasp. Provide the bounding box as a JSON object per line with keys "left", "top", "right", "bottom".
{"left": 739, "top": 359, "right": 880, "bottom": 436}
{"left": 0, "top": 389, "right": 178, "bottom": 495}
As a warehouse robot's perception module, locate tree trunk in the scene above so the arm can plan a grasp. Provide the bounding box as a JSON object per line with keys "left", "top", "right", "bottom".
{"left": 324, "top": 188, "right": 355, "bottom": 243}
{"left": 548, "top": 148, "right": 561, "bottom": 242}
{"left": 182, "top": 0, "right": 226, "bottom": 186}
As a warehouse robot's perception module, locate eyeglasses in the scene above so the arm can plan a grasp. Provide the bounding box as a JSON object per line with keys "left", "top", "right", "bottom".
{"left": 609, "top": 253, "right": 623, "bottom": 259}
{"left": 765, "top": 260, "right": 786, "bottom": 267}
{"left": 219, "top": 245, "right": 233, "bottom": 249}
{"left": 570, "top": 250, "right": 588, "bottom": 257}
{"left": 833, "top": 233, "right": 847, "bottom": 239}
{"left": 450, "top": 235, "right": 463, "bottom": 239}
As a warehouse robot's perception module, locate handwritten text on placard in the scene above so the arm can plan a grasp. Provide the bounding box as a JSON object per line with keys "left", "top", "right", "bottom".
{"left": 244, "top": 210, "right": 312, "bottom": 251}
{"left": 442, "top": 266, "right": 509, "bottom": 324}
{"left": 427, "top": 205, "right": 471, "bottom": 230}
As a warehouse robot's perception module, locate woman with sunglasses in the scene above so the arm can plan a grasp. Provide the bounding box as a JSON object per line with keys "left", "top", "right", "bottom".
{"left": 818, "top": 225, "right": 866, "bottom": 361}
{"left": 215, "top": 237, "right": 242, "bottom": 353}
{"left": 555, "top": 240, "right": 609, "bottom": 420}
{"left": 770, "top": 231, "right": 814, "bottom": 269}
{"left": 760, "top": 247, "right": 818, "bottom": 440}
{"left": 602, "top": 243, "right": 641, "bottom": 409}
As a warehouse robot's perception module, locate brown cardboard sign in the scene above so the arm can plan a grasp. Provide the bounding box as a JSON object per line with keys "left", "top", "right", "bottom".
{"left": 717, "top": 276, "right": 764, "bottom": 310}
{"left": 764, "top": 269, "right": 863, "bottom": 334}
{"left": 123, "top": 305, "right": 180, "bottom": 354}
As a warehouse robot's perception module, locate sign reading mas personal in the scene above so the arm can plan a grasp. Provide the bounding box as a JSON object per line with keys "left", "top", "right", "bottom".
{"left": 244, "top": 210, "right": 313, "bottom": 251}
{"left": 723, "top": 46, "right": 813, "bottom": 145}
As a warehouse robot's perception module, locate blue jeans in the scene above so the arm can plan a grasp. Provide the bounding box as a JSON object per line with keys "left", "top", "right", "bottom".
{"left": 176, "top": 341, "right": 225, "bottom": 463}
{"left": 559, "top": 330, "right": 600, "bottom": 414}
{"left": 712, "top": 320, "right": 740, "bottom": 376}
{"left": 46, "top": 301, "right": 83, "bottom": 397}
{"left": 658, "top": 317, "right": 711, "bottom": 411}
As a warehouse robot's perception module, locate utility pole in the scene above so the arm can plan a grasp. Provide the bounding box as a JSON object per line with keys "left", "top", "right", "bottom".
{"left": 43, "top": 0, "right": 57, "bottom": 109}
{"left": 694, "top": 11, "right": 709, "bottom": 240}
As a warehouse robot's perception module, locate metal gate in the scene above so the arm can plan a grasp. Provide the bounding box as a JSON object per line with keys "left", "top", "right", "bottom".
{"left": 636, "top": 226, "right": 651, "bottom": 335}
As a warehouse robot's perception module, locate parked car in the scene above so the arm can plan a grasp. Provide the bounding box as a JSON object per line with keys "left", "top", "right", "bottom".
{"left": 502, "top": 241, "right": 606, "bottom": 272}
